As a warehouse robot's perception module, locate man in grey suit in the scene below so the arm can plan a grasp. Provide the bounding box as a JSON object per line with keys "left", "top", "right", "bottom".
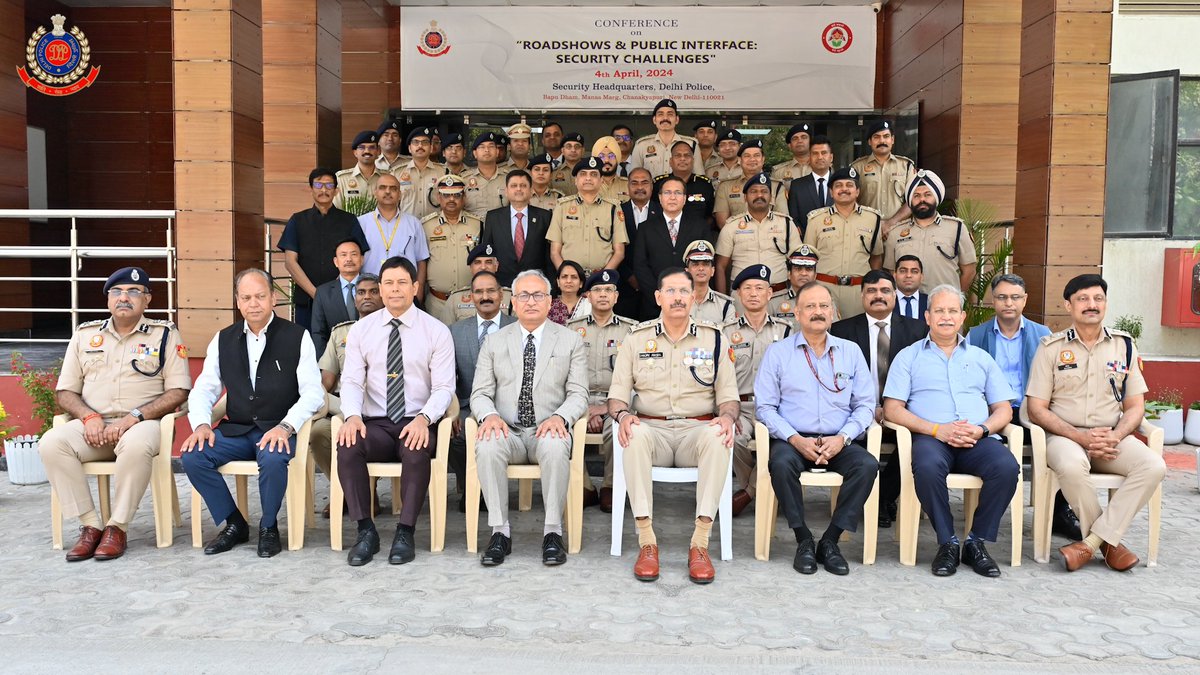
{"left": 310, "top": 239, "right": 364, "bottom": 356}
{"left": 471, "top": 269, "right": 589, "bottom": 566}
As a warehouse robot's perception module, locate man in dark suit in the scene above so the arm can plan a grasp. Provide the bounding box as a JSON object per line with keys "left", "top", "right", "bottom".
{"left": 787, "top": 136, "right": 835, "bottom": 232}
{"left": 892, "top": 254, "right": 929, "bottom": 320}
{"left": 479, "top": 170, "right": 553, "bottom": 287}
{"left": 631, "top": 175, "right": 711, "bottom": 320}
{"left": 615, "top": 168, "right": 661, "bottom": 319}
{"left": 311, "top": 238, "right": 364, "bottom": 357}
{"left": 830, "top": 268, "right": 927, "bottom": 527}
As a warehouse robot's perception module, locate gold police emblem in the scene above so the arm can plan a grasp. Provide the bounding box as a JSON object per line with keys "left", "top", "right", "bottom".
{"left": 644, "top": 339, "right": 657, "bottom": 352}
{"left": 576, "top": 327, "right": 587, "bottom": 337}
{"left": 1060, "top": 350, "right": 1076, "bottom": 365}
{"left": 823, "top": 216, "right": 833, "bottom": 226}
{"left": 88, "top": 334, "right": 104, "bottom": 348}
{"left": 731, "top": 332, "right": 744, "bottom": 344}
{"left": 18, "top": 14, "right": 100, "bottom": 96}
{"left": 899, "top": 228, "right": 911, "bottom": 237}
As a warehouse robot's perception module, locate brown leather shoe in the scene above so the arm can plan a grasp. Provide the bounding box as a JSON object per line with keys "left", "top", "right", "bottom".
{"left": 688, "top": 546, "right": 715, "bottom": 584}
{"left": 634, "top": 544, "right": 659, "bottom": 581}
{"left": 1059, "top": 540, "right": 1095, "bottom": 572}
{"left": 66, "top": 526, "right": 103, "bottom": 562}
{"left": 583, "top": 487, "right": 600, "bottom": 508}
{"left": 93, "top": 525, "right": 127, "bottom": 561}
{"left": 731, "top": 489, "right": 752, "bottom": 517}
{"left": 599, "top": 487, "right": 613, "bottom": 513}
{"left": 1101, "top": 542, "right": 1140, "bottom": 572}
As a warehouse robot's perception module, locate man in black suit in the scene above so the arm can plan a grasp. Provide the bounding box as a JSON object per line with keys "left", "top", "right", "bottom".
{"left": 830, "top": 268, "right": 928, "bottom": 527}
{"left": 787, "top": 136, "right": 835, "bottom": 232}
{"left": 479, "top": 170, "right": 553, "bottom": 287}
{"left": 615, "top": 168, "right": 661, "bottom": 318}
{"left": 631, "top": 175, "right": 711, "bottom": 320}
{"left": 310, "top": 238, "right": 364, "bottom": 357}
{"left": 892, "top": 254, "right": 929, "bottom": 320}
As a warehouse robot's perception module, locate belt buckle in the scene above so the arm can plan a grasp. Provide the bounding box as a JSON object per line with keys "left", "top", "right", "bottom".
{"left": 838, "top": 275, "right": 852, "bottom": 286}
{"left": 666, "top": 414, "right": 684, "bottom": 420}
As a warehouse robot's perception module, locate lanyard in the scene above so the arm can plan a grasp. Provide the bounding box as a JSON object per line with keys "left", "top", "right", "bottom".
{"left": 375, "top": 211, "right": 401, "bottom": 252}
{"left": 802, "top": 343, "right": 844, "bottom": 393}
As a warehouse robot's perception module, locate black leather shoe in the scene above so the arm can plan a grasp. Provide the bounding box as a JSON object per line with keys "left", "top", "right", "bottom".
{"left": 816, "top": 538, "right": 850, "bottom": 575}
{"left": 792, "top": 538, "right": 817, "bottom": 575}
{"left": 388, "top": 526, "right": 416, "bottom": 565}
{"left": 931, "top": 542, "right": 960, "bottom": 576}
{"left": 347, "top": 528, "right": 381, "bottom": 566}
{"left": 878, "top": 501, "right": 897, "bottom": 528}
{"left": 203, "top": 520, "right": 250, "bottom": 555}
{"left": 1052, "top": 492, "right": 1083, "bottom": 541}
{"left": 542, "top": 532, "right": 567, "bottom": 565}
{"left": 257, "top": 526, "right": 281, "bottom": 558}
{"left": 481, "top": 532, "right": 511, "bottom": 566}
{"left": 961, "top": 539, "right": 1001, "bottom": 577}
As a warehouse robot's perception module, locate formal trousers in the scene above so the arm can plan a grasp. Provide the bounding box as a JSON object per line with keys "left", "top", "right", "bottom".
{"left": 182, "top": 426, "right": 296, "bottom": 528}
{"left": 39, "top": 417, "right": 161, "bottom": 525}
{"left": 476, "top": 424, "right": 571, "bottom": 528}
{"left": 768, "top": 437, "right": 878, "bottom": 533}
{"left": 623, "top": 418, "right": 730, "bottom": 520}
{"left": 338, "top": 416, "right": 435, "bottom": 527}
{"left": 910, "top": 434, "right": 1019, "bottom": 545}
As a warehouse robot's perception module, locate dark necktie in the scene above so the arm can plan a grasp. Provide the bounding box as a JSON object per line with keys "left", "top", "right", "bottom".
{"left": 478, "top": 319, "right": 494, "bottom": 347}
{"left": 386, "top": 318, "right": 406, "bottom": 423}
{"left": 517, "top": 333, "right": 536, "bottom": 427}
{"left": 904, "top": 296, "right": 915, "bottom": 319}
{"left": 817, "top": 177, "right": 827, "bottom": 205}
{"left": 344, "top": 282, "right": 356, "bottom": 318}
{"left": 876, "top": 320, "right": 890, "bottom": 398}
{"left": 514, "top": 212, "right": 525, "bottom": 260}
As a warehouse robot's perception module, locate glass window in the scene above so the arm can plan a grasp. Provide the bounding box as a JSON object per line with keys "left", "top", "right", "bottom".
{"left": 1104, "top": 71, "right": 1177, "bottom": 236}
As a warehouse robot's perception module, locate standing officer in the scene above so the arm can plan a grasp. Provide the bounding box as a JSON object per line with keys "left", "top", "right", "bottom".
{"left": 803, "top": 167, "right": 884, "bottom": 319}
{"left": 540, "top": 121, "right": 565, "bottom": 169}
{"left": 712, "top": 140, "right": 787, "bottom": 227}
{"left": 463, "top": 132, "right": 508, "bottom": 218}
{"left": 683, "top": 240, "right": 736, "bottom": 327}
{"left": 708, "top": 128, "right": 742, "bottom": 183}
{"left": 593, "top": 136, "right": 630, "bottom": 204}
{"left": 1026, "top": 274, "right": 1165, "bottom": 573}
{"left": 441, "top": 133, "right": 468, "bottom": 177}
{"left": 714, "top": 173, "right": 801, "bottom": 294}
{"left": 630, "top": 98, "right": 705, "bottom": 176}
{"left": 608, "top": 267, "right": 740, "bottom": 584}
{"left": 41, "top": 267, "right": 191, "bottom": 561}
{"left": 446, "top": 243, "right": 514, "bottom": 324}
{"left": 421, "top": 174, "right": 482, "bottom": 321}
{"left": 335, "top": 131, "right": 388, "bottom": 211}
{"left": 850, "top": 120, "right": 918, "bottom": 233}
{"left": 396, "top": 126, "right": 447, "bottom": 221}
{"left": 547, "top": 156, "right": 628, "bottom": 275}
{"left": 768, "top": 244, "right": 835, "bottom": 327}
{"left": 500, "top": 123, "right": 533, "bottom": 171}
{"left": 884, "top": 170, "right": 976, "bottom": 294}
{"left": 693, "top": 119, "right": 721, "bottom": 174}
{"left": 723, "top": 264, "right": 792, "bottom": 517}
{"left": 375, "top": 119, "right": 409, "bottom": 172}
{"left": 652, "top": 141, "right": 715, "bottom": 227}
{"left": 527, "top": 153, "right": 564, "bottom": 211}
{"left": 771, "top": 123, "right": 815, "bottom": 191}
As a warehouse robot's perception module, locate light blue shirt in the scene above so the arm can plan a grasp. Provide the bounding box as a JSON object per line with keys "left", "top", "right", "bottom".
{"left": 358, "top": 209, "right": 430, "bottom": 277}
{"left": 991, "top": 317, "right": 1025, "bottom": 399}
{"left": 755, "top": 331, "right": 875, "bottom": 442}
{"left": 882, "top": 336, "right": 1016, "bottom": 426}
{"left": 339, "top": 274, "right": 360, "bottom": 304}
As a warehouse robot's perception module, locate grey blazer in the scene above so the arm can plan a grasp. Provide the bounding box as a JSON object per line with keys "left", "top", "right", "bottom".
{"left": 449, "top": 313, "right": 516, "bottom": 414}
{"left": 470, "top": 320, "right": 589, "bottom": 427}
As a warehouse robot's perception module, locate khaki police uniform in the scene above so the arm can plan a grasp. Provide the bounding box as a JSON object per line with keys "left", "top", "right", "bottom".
{"left": 530, "top": 188, "right": 565, "bottom": 212}
{"left": 310, "top": 319, "right": 355, "bottom": 477}
{"left": 497, "top": 158, "right": 531, "bottom": 172}
{"left": 849, "top": 153, "right": 917, "bottom": 220}
{"left": 333, "top": 164, "right": 391, "bottom": 210}
{"left": 40, "top": 318, "right": 191, "bottom": 525}
{"left": 702, "top": 154, "right": 724, "bottom": 179}
{"left": 598, "top": 176, "right": 630, "bottom": 204}
{"left": 421, "top": 211, "right": 483, "bottom": 320}
{"left": 376, "top": 153, "right": 410, "bottom": 173}
{"left": 707, "top": 160, "right": 742, "bottom": 184}
{"left": 691, "top": 288, "right": 736, "bottom": 326}
{"left": 722, "top": 315, "right": 791, "bottom": 496}
{"left": 630, "top": 133, "right": 705, "bottom": 177}
{"left": 608, "top": 319, "right": 739, "bottom": 519}
{"left": 568, "top": 312, "right": 636, "bottom": 488}
{"left": 715, "top": 211, "right": 799, "bottom": 287}
{"left": 1026, "top": 327, "right": 1165, "bottom": 546}
{"left": 883, "top": 214, "right": 977, "bottom": 293}
{"left": 549, "top": 164, "right": 578, "bottom": 197}
{"left": 546, "top": 194, "right": 629, "bottom": 274}
{"left": 396, "top": 160, "right": 448, "bottom": 220}
{"left": 770, "top": 159, "right": 813, "bottom": 191}
{"left": 804, "top": 205, "right": 883, "bottom": 319}
{"left": 767, "top": 286, "right": 840, "bottom": 328}
{"left": 462, "top": 167, "right": 508, "bottom": 218}
{"left": 713, "top": 175, "right": 789, "bottom": 222}
{"left": 446, "top": 287, "right": 514, "bottom": 324}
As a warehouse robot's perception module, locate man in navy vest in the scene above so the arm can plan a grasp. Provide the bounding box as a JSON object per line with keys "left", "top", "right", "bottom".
{"left": 182, "top": 269, "right": 325, "bottom": 557}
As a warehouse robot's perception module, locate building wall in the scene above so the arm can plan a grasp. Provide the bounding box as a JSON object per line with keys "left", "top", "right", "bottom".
{"left": 340, "top": 0, "right": 398, "bottom": 168}
{"left": 0, "top": 0, "right": 29, "bottom": 332}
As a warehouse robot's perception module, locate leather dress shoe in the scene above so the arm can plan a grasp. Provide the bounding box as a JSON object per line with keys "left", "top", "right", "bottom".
{"left": 731, "top": 489, "right": 752, "bottom": 517}
{"left": 203, "top": 520, "right": 250, "bottom": 555}
{"left": 66, "top": 525, "right": 103, "bottom": 562}
{"left": 93, "top": 526, "right": 127, "bottom": 561}
{"left": 1051, "top": 493, "right": 1083, "bottom": 541}
{"left": 878, "top": 501, "right": 898, "bottom": 528}
{"left": 388, "top": 526, "right": 416, "bottom": 564}
{"left": 347, "top": 528, "right": 381, "bottom": 566}
{"left": 816, "top": 539, "right": 850, "bottom": 575}
{"left": 1059, "top": 540, "right": 1095, "bottom": 572}
{"left": 582, "top": 487, "right": 600, "bottom": 508}
{"left": 931, "top": 542, "right": 960, "bottom": 576}
{"left": 961, "top": 539, "right": 1001, "bottom": 577}
{"left": 1101, "top": 542, "right": 1140, "bottom": 571}
{"left": 599, "top": 487, "right": 613, "bottom": 513}
{"left": 257, "top": 526, "right": 282, "bottom": 558}
{"left": 688, "top": 547, "right": 715, "bottom": 584}
{"left": 481, "top": 532, "right": 511, "bottom": 566}
{"left": 634, "top": 544, "right": 659, "bottom": 581}
{"left": 793, "top": 538, "right": 818, "bottom": 575}
{"left": 542, "top": 532, "right": 567, "bottom": 565}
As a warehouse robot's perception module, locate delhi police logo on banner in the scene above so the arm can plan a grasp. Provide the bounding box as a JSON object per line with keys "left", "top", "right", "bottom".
{"left": 18, "top": 14, "right": 101, "bottom": 96}
{"left": 821, "top": 22, "right": 853, "bottom": 54}
{"left": 418, "top": 20, "right": 451, "bottom": 57}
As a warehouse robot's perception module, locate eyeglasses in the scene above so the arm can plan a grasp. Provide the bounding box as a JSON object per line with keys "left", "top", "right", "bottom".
{"left": 410, "top": 139, "right": 431, "bottom": 146}
{"left": 107, "top": 289, "right": 146, "bottom": 298}
{"left": 660, "top": 190, "right": 686, "bottom": 197}
{"left": 994, "top": 294, "right": 1025, "bottom": 303}
{"left": 614, "top": 134, "right": 632, "bottom": 142}
{"left": 597, "top": 152, "right": 617, "bottom": 161}
{"left": 312, "top": 181, "right": 336, "bottom": 189}
{"left": 514, "top": 292, "right": 549, "bottom": 303}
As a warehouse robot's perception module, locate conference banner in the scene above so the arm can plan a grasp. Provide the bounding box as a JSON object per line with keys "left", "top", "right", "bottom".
{"left": 400, "top": 6, "right": 877, "bottom": 111}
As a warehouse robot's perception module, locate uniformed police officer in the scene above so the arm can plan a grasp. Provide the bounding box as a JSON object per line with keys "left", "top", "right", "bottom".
{"left": 883, "top": 170, "right": 977, "bottom": 293}
{"left": 441, "top": 132, "right": 468, "bottom": 177}
{"left": 630, "top": 98, "right": 706, "bottom": 176}
{"left": 708, "top": 128, "right": 743, "bottom": 183}
{"left": 850, "top": 120, "right": 918, "bottom": 232}
{"left": 607, "top": 267, "right": 740, "bottom": 584}
{"left": 567, "top": 269, "right": 636, "bottom": 511}
{"left": 770, "top": 123, "right": 815, "bottom": 191}
{"left": 495, "top": 133, "right": 509, "bottom": 165}
{"left": 715, "top": 173, "right": 801, "bottom": 294}
{"left": 713, "top": 139, "right": 788, "bottom": 227}
{"left": 547, "top": 156, "right": 628, "bottom": 275}
{"left": 1026, "top": 274, "right": 1166, "bottom": 573}
{"left": 40, "top": 267, "right": 191, "bottom": 561}
{"left": 463, "top": 132, "right": 508, "bottom": 218}
{"left": 803, "top": 167, "right": 884, "bottom": 319}
{"left": 335, "top": 131, "right": 389, "bottom": 211}
{"left": 548, "top": 150, "right": 577, "bottom": 197}
{"left": 446, "top": 242, "right": 514, "bottom": 323}
{"left": 396, "top": 126, "right": 447, "bottom": 220}
{"left": 723, "top": 264, "right": 792, "bottom": 517}
{"left": 422, "top": 174, "right": 483, "bottom": 321}
{"left": 593, "top": 136, "right": 630, "bottom": 204}
{"left": 693, "top": 119, "right": 721, "bottom": 175}
{"left": 375, "top": 119, "right": 410, "bottom": 172}
{"left": 500, "top": 123, "right": 533, "bottom": 171}
{"left": 681, "top": 240, "right": 736, "bottom": 326}
{"left": 769, "top": 244, "right": 840, "bottom": 327}
{"left": 652, "top": 141, "right": 715, "bottom": 226}
{"left": 527, "top": 153, "right": 565, "bottom": 211}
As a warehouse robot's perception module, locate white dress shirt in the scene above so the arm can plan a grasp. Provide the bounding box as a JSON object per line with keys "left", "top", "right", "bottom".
{"left": 519, "top": 321, "right": 548, "bottom": 357}
{"left": 631, "top": 201, "right": 651, "bottom": 227}
{"left": 867, "top": 313, "right": 892, "bottom": 400}
{"left": 476, "top": 313, "right": 502, "bottom": 341}
{"left": 812, "top": 169, "right": 831, "bottom": 204}
{"left": 510, "top": 206, "right": 529, "bottom": 241}
{"left": 898, "top": 292, "right": 921, "bottom": 319}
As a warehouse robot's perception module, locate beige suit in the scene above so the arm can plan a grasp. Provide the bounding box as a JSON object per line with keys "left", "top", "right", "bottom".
{"left": 470, "top": 321, "right": 590, "bottom": 526}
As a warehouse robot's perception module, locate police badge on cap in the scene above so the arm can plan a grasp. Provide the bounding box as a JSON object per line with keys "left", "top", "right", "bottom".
{"left": 743, "top": 172, "right": 771, "bottom": 195}
{"left": 788, "top": 244, "right": 820, "bottom": 267}
{"left": 406, "top": 127, "right": 433, "bottom": 145}
{"left": 683, "top": 240, "right": 714, "bottom": 263}
{"left": 572, "top": 156, "right": 600, "bottom": 175}
{"left": 738, "top": 139, "right": 764, "bottom": 156}
{"left": 733, "top": 264, "right": 772, "bottom": 290}
{"left": 467, "top": 242, "right": 497, "bottom": 265}
{"left": 653, "top": 98, "right": 678, "bottom": 114}
{"left": 585, "top": 268, "right": 620, "bottom": 292}
{"left": 351, "top": 130, "right": 378, "bottom": 149}
{"left": 104, "top": 266, "right": 150, "bottom": 293}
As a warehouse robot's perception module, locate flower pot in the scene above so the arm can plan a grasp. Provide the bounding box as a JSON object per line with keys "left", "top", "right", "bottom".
{"left": 1185, "top": 407, "right": 1200, "bottom": 446}
{"left": 1159, "top": 408, "right": 1184, "bottom": 446}
{"left": 3, "top": 435, "right": 47, "bottom": 485}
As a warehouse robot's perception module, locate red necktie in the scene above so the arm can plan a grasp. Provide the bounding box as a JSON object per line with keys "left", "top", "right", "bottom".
{"left": 514, "top": 212, "right": 526, "bottom": 260}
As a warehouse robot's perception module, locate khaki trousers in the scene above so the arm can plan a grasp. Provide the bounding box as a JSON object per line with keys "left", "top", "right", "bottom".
{"left": 1046, "top": 432, "right": 1167, "bottom": 546}
{"left": 424, "top": 292, "right": 449, "bottom": 324}
{"left": 309, "top": 393, "right": 341, "bottom": 478}
{"left": 732, "top": 402, "right": 758, "bottom": 496}
{"left": 623, "top": 418, "right": 730, "bottom": 520}
{"left": 39, "top": 418, "right": 161, "bottom": 525}
{"left": 476, "top": 425, "right": 571, "bottom": 528}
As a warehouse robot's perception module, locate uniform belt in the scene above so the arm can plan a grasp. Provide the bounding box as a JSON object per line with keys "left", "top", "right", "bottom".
{"left": 739, "top": 394, "right": 755, "bottom": 402}
{"left": 770, "top": 281, "right": 787, "bottom": 292}
{"left": 428, "top": 288, "right": 450, "bottom": 301}
{"left": 639, "top": 413, "right": 716, "bottom": 421}
{"left": 816, "top": 273, "right": 863, "bottom": 287}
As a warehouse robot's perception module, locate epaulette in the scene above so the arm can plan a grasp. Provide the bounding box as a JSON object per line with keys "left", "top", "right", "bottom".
{"left": 335, "top": 167, "right": 355, "bottom": 176}
{"left": 548, "top": 189, "right": 565, "bottom": 198}
{"left": 723, "top": 213, "right": 747, "bottom": 227}
{"left": 567, "top": 315, "right": 588, "bottom": 326}
{"left": 420, "top": 212, "right": 441, "bottom": 223}
{"left": 460, "top": 167, "right": 480, "bottom": 178}
{"left": 938, "top": 214, "right": 965, "bottom": 224}
{"left": 692, "top": 319, "right": 722, "bottom": 334}
{"left": 78, "top": 319, "right": 106, "bottom": 329}
{"left": 770, "top": 210, "right": 794, "bottom": 224}
{"left": 599, "top": 196, "right": 621, "bottom": 207}
{"left": 807, "top": 206, "right": 834, "bottom": 220}
{"left": 141, "top": 317, "right": 177, "bottom": 328}
{"left": 771, "top": 287, "right": 794, "bottom": 299}
{"left": 461, "top": 212, "right": 483, "bottom": 222}
{"left": 613, "top": 315, "right": 637, "bottom": 326}
{"left": 1041, "top": 331, "right": 1070, "bottom": 346}
{"left": 654, "top": 173, "right": 670, "bottom": 182}
{"left": 635, "top": 134, "right": 657, "bottom": 144}
{"left": 1107, "top": 328, "right": 1132, "bottom": 339}
{"left": 630, "top": 319, "right": 661, "bottom": 334}
{"left": 556, "top": 195, "right": 577, "bottom": 204}
{"left": 709, "top": 290, "right": 735, "bottom": 304}
{"left": 693, "top": 174, "right": 710, "bottom": 183}
{"left": 331, "top": 320, "right": 357, "bottom": 331}
{"left": 858, "top": 205, "right": 882, "bottom": 217}
{"left": 893, "top": 154, "right": 916, "bottom": 167}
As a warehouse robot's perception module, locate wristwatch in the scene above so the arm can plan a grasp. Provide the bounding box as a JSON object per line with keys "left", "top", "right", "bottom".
{"left": 129, "top": 408, "right": 144, "bottom": 422}
{"left": 978, "top": 424, "right": 991, "bottom": 437}
{"left": 840, "top": 433, "right": 852, "bottom": 446}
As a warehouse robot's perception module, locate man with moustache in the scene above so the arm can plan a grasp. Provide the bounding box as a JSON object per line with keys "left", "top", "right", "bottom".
{"left": 708, "top": 128, "right": 743, "bottom": 184}
{"left": 850, "top": 120, "right": 918, "bottom": 234}
{"left": 440, "top": 133, "right": 468, "bottom": 177}
{"left": 652, "top": 141, "right": 715, "bottom": 227}
{"left": 421, "top": 175, "right": 483, "bottom": 321}
{"left": 550, "top": 133, "right": 586, "bottom": 196}
{"left": 693, "top": 119, "right": 721, "bottom": 175}
{"left": 500, "top": 123, "right": 533, "bottom": 171}
{"left": 593, "top": 136, "right": 630, "bottom": 203}
{"left": 375, "top": 120, "right": 409, "bottom": 172}
{"left": 335, "top": 131, "right": 387, "bottom": 210}
{"left": 712, "top": 140, "right": 788, "bottom": 227}
{"left": 631, "top": 176, "right": 709, "bottom": 320}
{"left": 463, "top": 132, "right": 509, "bottom": 218}
{"left": 630, "top": 98, "right": 705, "bottom": 176}
{"left": 714, "top": 173, "right": 801, "bottom": 294}
{"left": 616, "top": 168, "right": 660, "bottom": 319}
{"left": 786, "top": 136, "right": 835, "bottom": 227}
{"left": 803, "top": 167, "right": 884, "bottom": 319}
{"left": 396, "top": 126, "right": 448, "bottom": 221}
{"left": 884, "top": 170, "right": 976, "bottom": 294}
{"left": 445, "top": 243, "right": 514, "bottom": 324}
{"left": 771, "top": 123, "right": 815, "bottom": 191}
{"left": 547, "top": 156, "right": 628, "bottom": 276}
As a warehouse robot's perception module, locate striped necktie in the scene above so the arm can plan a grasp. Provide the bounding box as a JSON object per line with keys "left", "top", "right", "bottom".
{"left": 386, "top": 318, "right": 406, "bottom": 423}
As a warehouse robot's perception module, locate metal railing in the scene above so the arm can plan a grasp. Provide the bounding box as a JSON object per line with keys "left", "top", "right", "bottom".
{"left": 0, "top": 209, "right": 177, "bottom": 343}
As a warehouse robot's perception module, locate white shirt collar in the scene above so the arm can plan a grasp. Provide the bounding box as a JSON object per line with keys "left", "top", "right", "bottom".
{"left": 476, "top": 313, "right": 501, "bottom": 330}
{"left": 813, "top": 170, "right": 831, "bottom": 181}
{"left": 520, "top": 321, "right": 547, "bottom": 348}
{"left": 867, "top": 313, "right": 892, "bottom": 330}
{"left": 242, "top": 313, "right": 275, "bottom": 338}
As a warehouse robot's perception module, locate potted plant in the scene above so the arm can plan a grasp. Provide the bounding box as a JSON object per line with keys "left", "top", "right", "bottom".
{"left": 1112, "top": 314, "right": 1143, "bottom": 342}
{"left": 1145, "top": 387, "right": 1184, "bottom": 445}
{"left": 1186, "top": 401, "right": 1200, "bottom": 446}
{"left": 4, "top": 352, "right": 62, "bottom": 484}
{"left": 944, "top": 198, "right": 1013, "bottom": 329}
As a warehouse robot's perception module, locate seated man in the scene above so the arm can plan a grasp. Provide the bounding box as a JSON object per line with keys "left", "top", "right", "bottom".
{"left": 882, "top": 284, "right": 1019, "bottom": 577}
{"left": 41, "top": 266, "right": 191, "bottom": 561}
{"left": 182, "top": 268, "right": 325, "bottom": 558}
{"left": 336, "top": 256, "right": 455, "bottom": 567}
{"left": 608, "top": 268, "right": 739, "bottom": 585}
{"left": 1026, "top": 274, "right": 1165, "bottom": 572}
{"left": 471, "top": 270, "right": 589, "bottom": 566}
{"left": 756, "top": 282, "right": 878, "bottom": 575}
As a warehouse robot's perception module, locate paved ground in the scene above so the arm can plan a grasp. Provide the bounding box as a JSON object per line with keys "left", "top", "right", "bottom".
{"left": 1, "top": 450, "right": 1197, "bottom": 674}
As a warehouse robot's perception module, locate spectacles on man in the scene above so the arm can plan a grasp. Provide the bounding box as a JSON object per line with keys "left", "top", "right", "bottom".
{"left": 514, "top": 292, "right": 549, "bottom": 303}
{"left": 107, "top": 289, "right": 146, "bottom": 299}
{"left": 994, "top": 294, "right": 1025, "bottom": 304}
{"left": 312, "top": 181, "right": 336, "bottom": 189}
{"left": 613, "top": 134, "right": 632, "bottom": 142}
